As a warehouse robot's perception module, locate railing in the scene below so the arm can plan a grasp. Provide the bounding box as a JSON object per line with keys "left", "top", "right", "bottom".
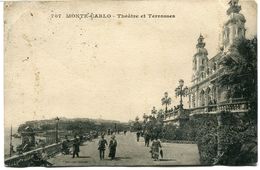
{"left": 4, "top": 142, "right": 64, "bottom": 167}
{"left": 164, "top": 101, "right": 249, "bottom": 122}
{"left": 189, "top": 101, "right": 249, "bottom": 115}
{"left": 5, "top": 132, "right": 99, "bottom": 167}
{"left": 164, "top": 109, "right": 190, "bottom": 122}
{"left": 161, "top": 139, "right": 196, "bottom": 144}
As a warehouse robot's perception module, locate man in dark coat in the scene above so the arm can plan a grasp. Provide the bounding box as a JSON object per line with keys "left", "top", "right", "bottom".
{"left": 72, "top": 135, "right": 80, "bottom": 158}
{"left": 144, "top": 131, "right": 151, "bottom": 147}
{"left": 136, "top": 131, "right": 141, "bottom": 142}
{"left": 98, "top": 135, "right": 108, "bottom": 160}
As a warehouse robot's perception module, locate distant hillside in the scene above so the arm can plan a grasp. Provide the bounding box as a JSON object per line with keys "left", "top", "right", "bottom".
{"left": 18, "top": 117, "right": 129, "bottom": 134}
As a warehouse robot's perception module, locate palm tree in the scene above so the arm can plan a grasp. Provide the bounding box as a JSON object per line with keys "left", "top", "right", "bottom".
{"left": 143, "top": 113, "right": 148, "bottom": 123}
{"left": 151, "top": 106, "right": 157, "bottom": 118}
{"left": 161, "top": 92, "right": 172, "bottom": 114}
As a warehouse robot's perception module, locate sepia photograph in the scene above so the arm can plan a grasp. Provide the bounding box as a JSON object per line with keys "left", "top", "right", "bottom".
{"left": 3, "top": 0, "right": 257, "bottom": 167}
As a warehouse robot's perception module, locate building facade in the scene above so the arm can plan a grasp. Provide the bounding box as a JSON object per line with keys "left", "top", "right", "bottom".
{"left": 188, "top": 0, "right": 246, "bottom": 110}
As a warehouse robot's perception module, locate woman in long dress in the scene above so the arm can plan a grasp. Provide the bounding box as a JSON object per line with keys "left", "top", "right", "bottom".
{"left": 151, "top": 137, "right": 162, "bottom": 161}
{"left": 108, "top": 135, "right": 117, "bottom": 160}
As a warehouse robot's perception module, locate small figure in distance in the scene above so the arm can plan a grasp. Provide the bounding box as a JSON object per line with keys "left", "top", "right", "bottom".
{"left": 72, "top": 135, "right": 80, "bottom": 158}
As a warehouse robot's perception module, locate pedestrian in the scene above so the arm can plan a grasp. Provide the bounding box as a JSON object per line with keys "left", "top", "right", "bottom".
{"left": 98, "top": 135, "right": 108, "bottom": 160}
{"left": 72, "top": 135, "right": 80, "bottom": 158}
{"left": 144, "top": 131, "right": 150, "bottom": 147}
{"left": 151, "top": 137, "right": 162, "bottom": 161}
{"left": 136, "top": 131, "right": 141, "bottom": 142}
{"left": 108, "top": 135, "right": 117, "bottom": 160}
{"left": 124, "top": 130, "right": 127, "bottom": 135}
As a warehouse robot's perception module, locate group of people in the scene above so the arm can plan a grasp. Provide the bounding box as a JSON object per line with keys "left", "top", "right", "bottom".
{"left": 61, "top": 135, "right": 81, "bottom": 158}
{"left": 98, "top": 134, "right": 117, "bottom": 160}
{"left": 28, "top": 130, "right": 163, "bottom": 166}
{"left": 60, "top": 133, "right": 118, "bottom": 161}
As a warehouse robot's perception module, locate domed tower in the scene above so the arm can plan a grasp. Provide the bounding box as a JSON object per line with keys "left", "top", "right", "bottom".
{"left": 221, "top": 0, "right": 246, "bottom": 51}
{"left": 192, "top": 34, "right": 208, "bottom": 84}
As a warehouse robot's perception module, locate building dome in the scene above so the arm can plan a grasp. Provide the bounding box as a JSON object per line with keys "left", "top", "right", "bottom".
{"left": 232, "top": 13, "right": 246, "bottom": 23}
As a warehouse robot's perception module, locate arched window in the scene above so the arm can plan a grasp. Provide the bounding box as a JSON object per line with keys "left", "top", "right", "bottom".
{"left": 194, "top": 59, "right": 197, "bottom": 70}
{"left": 213, "top": 62, "right": 217, "bottom": 71}
{"left": 212, "top": 86, "right": 217, "bottom": 104}
{"left": 201, "top": 72, "right": 204, "bottom": 79}
{"left": 192, "top": 94, "right": 195, "bottom": 108}
{"left": 207, "top": 68, "right": 210, "bottom": 76}
{"left": 200, "top": 90, "right": 205, "bottom": 106}
{"left": 226, "top": 28, "right": 230, "bottom": 40}
{"left": 205, "top": 87, "right": 211, "bottom": 106}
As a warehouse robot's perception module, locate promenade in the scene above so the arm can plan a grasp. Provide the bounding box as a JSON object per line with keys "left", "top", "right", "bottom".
{"left": 48, "top": 132, "right": 200, "bottom": 166}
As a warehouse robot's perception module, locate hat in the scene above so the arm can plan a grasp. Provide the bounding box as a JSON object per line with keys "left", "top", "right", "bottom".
{"left": 111, "top": 135, "right": 115, "bottom": 139}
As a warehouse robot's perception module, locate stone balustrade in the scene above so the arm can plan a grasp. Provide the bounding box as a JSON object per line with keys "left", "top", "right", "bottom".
{"left": 4, "top": 141, "right": 65, "bottom": 167}
{"left": 164, "top": 101, "right": 249, "bottom": 123}
{"left": 5, "top": 132, "right": 98, "bottom": 167}
{"left": 189, "top": 101, "right": 249, "bottom": 115}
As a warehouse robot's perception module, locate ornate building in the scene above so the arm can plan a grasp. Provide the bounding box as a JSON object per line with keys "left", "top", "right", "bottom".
{"left": 188, "top": 0, "right": 247, "bottom": 111}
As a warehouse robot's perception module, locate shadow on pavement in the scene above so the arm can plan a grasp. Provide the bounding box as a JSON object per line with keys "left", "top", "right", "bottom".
{"left": 114, "top": 157, "right": 132, "bottom": 160}
{"left": 77, "top": 156, "right": 91, "bottom": 158}
{"left": 159, "top": 158, "right": 176, "bottom": 161}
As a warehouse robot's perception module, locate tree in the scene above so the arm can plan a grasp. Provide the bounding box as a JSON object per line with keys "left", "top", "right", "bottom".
{"left": 216, "top": 37, "right": 257, "bottom": 165}
{"left": 219, "top": 36, "right": 257, "bottom": 121}
{"left": 142, "top": 113, "right": 148, "bottom": 123}
{"left": 133, "top": 116, "right": 142, "bottom": 131}
{"left": 157, "top": 109, "right": 164, "bottom": 120}
{"left": 161, "top": 92, "right": 172, "bottom": 114}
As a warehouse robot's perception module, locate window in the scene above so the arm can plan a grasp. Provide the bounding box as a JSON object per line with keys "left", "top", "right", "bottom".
{"left": 213, "top": 63, "right": 217, "bottom": 71}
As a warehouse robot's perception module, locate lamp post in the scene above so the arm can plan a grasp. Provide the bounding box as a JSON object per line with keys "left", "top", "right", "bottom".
{"left": 175, "top": 79, "right": 189, "bottom": 108}
{"left": 9, "top": 125, "right": 13, "bottom": 157}
{"left": 55, "top": 117, "right": 59, "bottom": 143}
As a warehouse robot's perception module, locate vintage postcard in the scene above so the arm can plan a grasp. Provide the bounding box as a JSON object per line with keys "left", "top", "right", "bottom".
{"left": 4, "top": 0, "right": 257, "bottom": 167}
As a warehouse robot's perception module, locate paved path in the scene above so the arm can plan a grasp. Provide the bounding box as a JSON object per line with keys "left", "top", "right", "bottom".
{"left": 49, "top": 133, "right": 200, "bottom": 166}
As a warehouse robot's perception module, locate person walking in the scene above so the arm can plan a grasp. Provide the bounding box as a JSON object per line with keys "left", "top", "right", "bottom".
{"left": 72, "top": 135, "right": 80, "bottom": 158}
{"left": 108, "top": 135, "right": 117, "bottom": 160}
{"left": 136, "top": 131, "right": 141, "bottom": 142}
{"left": 98, "top": 135, "right": 108, "bottom": 160}
{"left": 144, "top": 131, "right": 150, "bottom": 147}
{"left": 151, "top": 137, "right": 162, "bottom": 161}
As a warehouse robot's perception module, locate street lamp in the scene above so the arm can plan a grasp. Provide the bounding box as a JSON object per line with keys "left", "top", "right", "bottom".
{"left": 55, "top": 117, "right": 59, "bottom": 143}
{"left": 175, "top": 79, "right": 189, "bottom": 108}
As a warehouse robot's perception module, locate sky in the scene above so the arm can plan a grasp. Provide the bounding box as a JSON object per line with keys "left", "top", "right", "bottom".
{"left": 4, "top": 0, "right": 257, "bottom": 127}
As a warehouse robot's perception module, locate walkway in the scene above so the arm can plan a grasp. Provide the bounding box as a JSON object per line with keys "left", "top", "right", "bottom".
{"left": 48, "top": 133, "right": 200, "bottom": 166}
